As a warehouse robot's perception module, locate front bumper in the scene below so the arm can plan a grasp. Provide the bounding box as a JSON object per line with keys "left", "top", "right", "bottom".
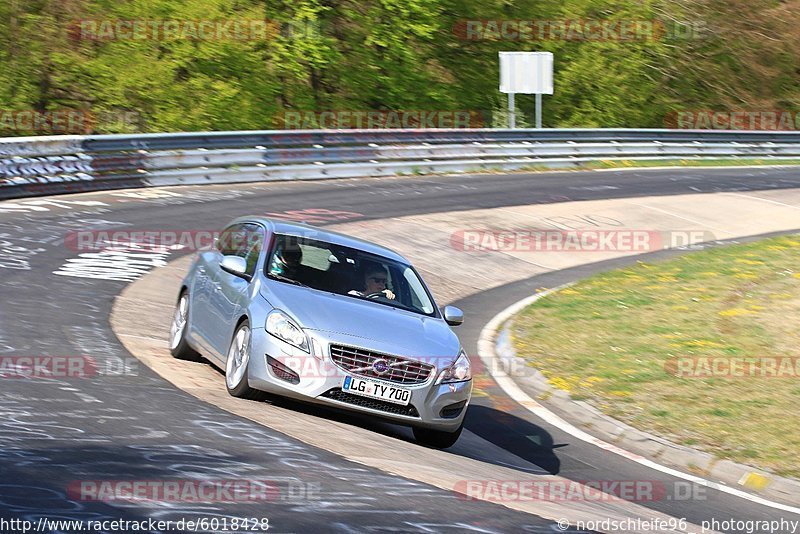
{"left": 247, "top": 327, "right": 472, "bottom": 432}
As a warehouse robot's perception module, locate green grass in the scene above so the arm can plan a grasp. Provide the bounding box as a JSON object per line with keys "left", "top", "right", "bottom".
{"left": 588, "top": 158, "right": 800, "bottom": 169}
{"left": 512, "top": 234, "right": 800, "bottom": 478}
{"left": 397, "top": 158, "right": 800, "bottom": 179}
{"left": 463, "top": 158, "right": 800, "bottom": 176}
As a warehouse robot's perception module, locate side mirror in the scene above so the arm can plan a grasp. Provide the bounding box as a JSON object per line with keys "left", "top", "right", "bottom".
{"left": 220, "top": 255, "right": 251, "bottom": 281}
{"left": 443, "top": 306, "right": 464, "bottom": 326}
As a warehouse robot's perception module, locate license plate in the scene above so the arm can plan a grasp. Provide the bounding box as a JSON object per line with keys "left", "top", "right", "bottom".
{"left": 342, "top": 375, "right": 411, "bottom": 406}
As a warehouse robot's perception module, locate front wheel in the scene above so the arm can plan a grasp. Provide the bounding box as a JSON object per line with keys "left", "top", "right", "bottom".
{"left": 413, "top": 423, "right": 463, "bottom": 449}
{"left": 169, "top": 291, "right": 201, "bottom": 361}
{"left": 225, "top": 321, "right": 268, "bottom": 401}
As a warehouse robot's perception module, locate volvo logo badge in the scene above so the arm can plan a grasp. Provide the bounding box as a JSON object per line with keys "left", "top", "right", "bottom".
{"left": 372, "top": 359, "right": 390, "bottom": 375}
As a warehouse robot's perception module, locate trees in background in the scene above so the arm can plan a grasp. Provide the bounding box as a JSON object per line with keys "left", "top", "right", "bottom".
{"left": 0, "top": 0, "right": 796, "bottom": 133}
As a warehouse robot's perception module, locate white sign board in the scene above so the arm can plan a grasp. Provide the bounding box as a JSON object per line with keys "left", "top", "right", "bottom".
{"left": 499, "top": 52, "right": 553, "bottom": 95}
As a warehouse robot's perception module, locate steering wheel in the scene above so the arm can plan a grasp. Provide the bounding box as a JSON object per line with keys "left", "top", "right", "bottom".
{"left": 365, "top": 291, "right": 386, "bottom": 299}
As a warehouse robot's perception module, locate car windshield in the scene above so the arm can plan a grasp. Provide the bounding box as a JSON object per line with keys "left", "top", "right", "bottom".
{"left": 266, "top": 233, "right": 437, "bottom": 317}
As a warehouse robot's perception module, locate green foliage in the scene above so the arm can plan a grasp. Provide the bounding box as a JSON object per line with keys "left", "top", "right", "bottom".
{"left": 0, "top": 0, "right": 797, "bottom": 133}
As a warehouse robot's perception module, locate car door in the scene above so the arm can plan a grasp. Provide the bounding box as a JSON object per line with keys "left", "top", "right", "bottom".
{"left": 187, "top": 248, "right": 218, "bottom": 356}
{"left": 207, "top": 223, "right": 265, "bottom": 358}
{"left": 190, "top": 223, "right": 245, "bottom": 361}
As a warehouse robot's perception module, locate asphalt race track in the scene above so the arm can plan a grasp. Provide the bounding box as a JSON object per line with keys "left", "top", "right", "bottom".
{"left": 2, "top": 166, "right": 800, "bottom": 533}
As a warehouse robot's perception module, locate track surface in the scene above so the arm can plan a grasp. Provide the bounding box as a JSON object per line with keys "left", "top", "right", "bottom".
{"left": 2, "top": 167, "right": 800, "bottom": 532}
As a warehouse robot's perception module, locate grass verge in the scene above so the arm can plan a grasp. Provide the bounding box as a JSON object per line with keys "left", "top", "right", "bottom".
{"left": 582, "top": 158, "right": 800, "bottom": 170}
{"left": 452, "top": 158, "right": 800, "bottom": 176}
{"left": 512, "top": 234, "right": 800, "bottom": 477}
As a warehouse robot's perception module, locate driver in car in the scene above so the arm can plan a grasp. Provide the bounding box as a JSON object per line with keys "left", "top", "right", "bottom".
{"left": 349, "top": 265, "right": 395, "bottom": 300}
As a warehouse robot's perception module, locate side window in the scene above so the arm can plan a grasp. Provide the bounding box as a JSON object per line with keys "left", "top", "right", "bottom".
{"left": 242, "top": 224, "right": 265, "bottom": 277}
{"left": 217, "top": 224, "right": 248, "bottom": 257}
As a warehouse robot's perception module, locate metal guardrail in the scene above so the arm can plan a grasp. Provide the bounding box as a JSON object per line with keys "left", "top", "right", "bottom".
{"left": 3, "top": 129, "right": 800, "bottom": 200}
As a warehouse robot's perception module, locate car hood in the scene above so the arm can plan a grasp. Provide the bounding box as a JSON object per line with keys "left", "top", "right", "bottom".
{"left": 260, "top": 282, "right": 461, "bottom": 359}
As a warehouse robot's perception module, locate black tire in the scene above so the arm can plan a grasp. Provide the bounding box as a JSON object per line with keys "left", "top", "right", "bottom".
{"left": 169, "top": 290, "right": 202, "bottom": 362}
{"left": 413, "top": 423, "right": 463, "bottom": 449}
{"left": 225, "top": 320, "right": 268, "bottom": 401}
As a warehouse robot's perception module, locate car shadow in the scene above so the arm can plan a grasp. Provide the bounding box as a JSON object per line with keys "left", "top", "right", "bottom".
{"left": 231, "top": 380, "right": 564, "bottom": 476}
{"left": 461, "top": 403, "right": 564, "bottom": 475}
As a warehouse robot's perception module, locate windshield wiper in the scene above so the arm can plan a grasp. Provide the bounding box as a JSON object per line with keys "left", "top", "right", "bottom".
{"left": 267, "top": 273, "right": 310, "bottom": 288}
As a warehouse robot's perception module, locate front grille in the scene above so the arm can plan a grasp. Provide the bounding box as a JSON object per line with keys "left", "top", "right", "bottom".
{"left": 329, "top": 344, "right": 434, "bottom": 385}
{"left": 321, "top": 388, "right": 420, "bottom": 417}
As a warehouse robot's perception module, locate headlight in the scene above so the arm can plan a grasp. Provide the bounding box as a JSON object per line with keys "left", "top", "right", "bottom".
{"left": 436, "top": 350, "right": 471, "bottom": 384}
{"left": 266, "top": 310, "right": 309, "bottom": 353}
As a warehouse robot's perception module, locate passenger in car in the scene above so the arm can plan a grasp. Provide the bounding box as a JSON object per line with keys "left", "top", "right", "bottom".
{"left": 270, "top": 241, "right": 313, "bottom": 280}
{"left": 269, "top": 243, "right": 303, "bottom": 276}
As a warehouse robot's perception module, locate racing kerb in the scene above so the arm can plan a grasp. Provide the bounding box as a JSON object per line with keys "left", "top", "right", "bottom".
{"left": 4, "top": 128, "right": 800, "bottom": 200}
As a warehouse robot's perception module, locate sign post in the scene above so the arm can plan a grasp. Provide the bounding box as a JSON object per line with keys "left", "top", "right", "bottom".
{"left": 508, "top": 93, "right": 516, "bottom": 129}
{"left": 499, "top": 52, "right": 553, "bottom": 128}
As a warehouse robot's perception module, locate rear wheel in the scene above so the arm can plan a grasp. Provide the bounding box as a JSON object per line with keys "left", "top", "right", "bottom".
{"left": 169, "top": 291, "right": 201, "bottom": 361}
{"left": 413, "top": 423, "right": 463, "bottom": 449}
{"left": 225, "top": 321, "right": 268, "bottom": 401}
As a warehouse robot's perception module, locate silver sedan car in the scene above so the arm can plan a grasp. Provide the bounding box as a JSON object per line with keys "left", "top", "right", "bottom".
{"left": 169, "top": 217, "right": 472, "bottom": 448}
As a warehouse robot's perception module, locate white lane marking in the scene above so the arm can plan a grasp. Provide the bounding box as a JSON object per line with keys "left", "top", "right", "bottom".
{"left": 116, "top": 333, "right": 166, "bottom": 343}
{"left": 53, "top": 245, "right": 172, "bottom": 282}
{"left": 0, "top": 199, "right": 108, "bottom": 214}
{"left": 477, "top": 287, "right": 800, "bottom": 515}
{"left": 569, "top": 185, "right": 619, "bottom": 191}
{"left": 619, "top": 200, "right": 734, "bottom": 235}
{"left": 74, "top": 392, "right": 102, "bottom": 403}
{"left": 721, "top": 192, "right": 800, "bottom": 210}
